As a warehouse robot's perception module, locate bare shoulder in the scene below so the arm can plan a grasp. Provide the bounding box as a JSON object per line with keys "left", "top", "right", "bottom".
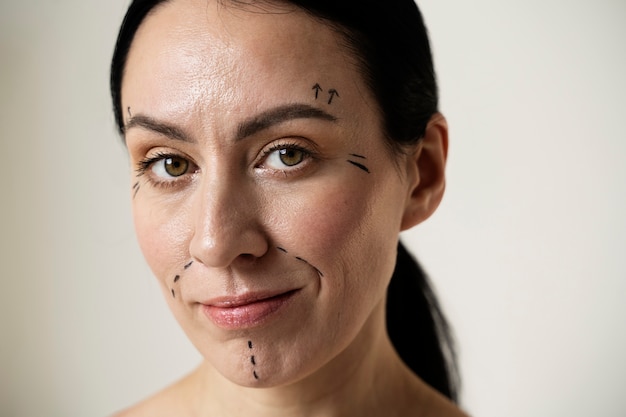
{"left": 399, "top": 372, "right": 471, "bottom": 417}
{"left": 418, "top": 386, "right": 472, "bottom": 417}
{"left": 110, "top": 387, "right": 179, "bottom": 417}
{"left": 109, "top": 372, "right": 198, "bottom": 417}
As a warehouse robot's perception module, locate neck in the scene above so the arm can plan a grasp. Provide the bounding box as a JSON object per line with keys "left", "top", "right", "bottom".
{"left": 190, "top": 300, "right": 427, "bottom": 417}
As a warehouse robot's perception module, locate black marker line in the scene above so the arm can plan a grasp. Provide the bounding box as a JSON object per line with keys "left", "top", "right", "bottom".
{"left": 312, "top": 83, "right": 323, "bottom": 99}
{"left": 347, "top": 160, "right": 371, "bottom": 174}
{"left": 253, "top": 371, "right": 259, "bottom": 380}
{"left": 127, "top": 106, "right": 132, "bottom": 118}
{"left": 171, "top": 289, "right": 175, "bottom": 298}
{"left": 251, "top": 356, "right": 256, "bottom": 365}
{"left": 349, "top": 153, "right": 366, "bottom": 159}
{"left": 184, "top": 261, "right": 193, "bottom": 270}
{"left": 174, "top": 275, "right": 180, "bottom": 283}
{"left": 295, "top": 256, "right": 324, "bottom": 278}
{"left": 248, "top": 340, "right": 253, "bottom": 349}
{"left": 132, "top": 182, "right": 140, "bottom": 197}
{"left": 328, "top": 89, "right": 339, "bottom": 104}
{"left": 279, "top": 246, "right": 324, "bottom": 277}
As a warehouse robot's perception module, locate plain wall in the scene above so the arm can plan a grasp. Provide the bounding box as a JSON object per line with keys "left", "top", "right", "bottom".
{"left": 1, "top": 1, "right": 625, "bottom": 416}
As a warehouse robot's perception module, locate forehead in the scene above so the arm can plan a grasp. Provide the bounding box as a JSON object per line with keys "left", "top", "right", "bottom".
{"left": 134, "top": 0, "right": 336, "bottom": 55}
{"left": 122, "top": 0, "right": 368, "bottom": 123}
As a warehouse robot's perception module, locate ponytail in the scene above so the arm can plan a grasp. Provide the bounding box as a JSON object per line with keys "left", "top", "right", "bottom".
{"left": 386, "top": 241, "right": 460, "bottom": 402}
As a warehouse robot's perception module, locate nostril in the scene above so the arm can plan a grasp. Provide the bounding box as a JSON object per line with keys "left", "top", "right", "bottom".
{"left": 235, "top": 253, "right": 262, "bottom": 267}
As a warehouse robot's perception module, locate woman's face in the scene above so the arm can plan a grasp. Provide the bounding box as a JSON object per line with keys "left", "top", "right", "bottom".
{"left": 122, "top": 0, "right": 420, "bottom": 387}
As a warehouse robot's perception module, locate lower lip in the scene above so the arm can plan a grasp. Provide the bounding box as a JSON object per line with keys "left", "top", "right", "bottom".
{"left": 202, "top": 290, "right": 299, "bottom": 330}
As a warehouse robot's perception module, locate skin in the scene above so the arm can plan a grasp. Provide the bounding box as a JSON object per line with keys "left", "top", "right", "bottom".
{"left": 116, "top": 0, "right": 464, "bottom": 415}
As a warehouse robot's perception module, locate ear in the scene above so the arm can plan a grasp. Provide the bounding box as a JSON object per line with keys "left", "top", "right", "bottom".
{"left": 400, "top": 113, "right": 448, "bottom": 231}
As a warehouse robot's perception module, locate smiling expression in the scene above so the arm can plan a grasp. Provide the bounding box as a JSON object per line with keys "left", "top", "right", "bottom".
{"left": 122, "top": 0, "right": 419, "bottom": 388}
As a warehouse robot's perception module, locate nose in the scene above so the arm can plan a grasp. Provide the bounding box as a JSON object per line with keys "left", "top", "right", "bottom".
{"left": 189, "top": 175, "right": 269, "bottom": 269}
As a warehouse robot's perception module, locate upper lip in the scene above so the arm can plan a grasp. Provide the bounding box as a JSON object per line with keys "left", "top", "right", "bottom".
{"left": 202, "top": 289, "right": 299, "bottom": 308}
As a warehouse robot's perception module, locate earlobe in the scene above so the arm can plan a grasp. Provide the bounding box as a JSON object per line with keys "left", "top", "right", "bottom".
{"left": 400, "top": 113, "right": 448, "bottom": 231}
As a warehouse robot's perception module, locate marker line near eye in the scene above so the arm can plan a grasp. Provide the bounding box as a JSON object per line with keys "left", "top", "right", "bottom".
{"left": 132, "top": 181, "right": 141, "bottom": 198}
{"left": 347, "top": 160, "right": 370, "bottom": 173}
{"left": 347, "top": 153, "right": 371, "bottom": 174}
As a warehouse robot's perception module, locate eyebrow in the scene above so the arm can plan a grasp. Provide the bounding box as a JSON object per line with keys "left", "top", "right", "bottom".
{"left": 124, "top": 114, "right": 194, "bottom": 143}
{"left": 235, "top": 103, "right": 338, "bottom": 141}
{"left": 123, "top": 103, "right": 337, "bottom": 143}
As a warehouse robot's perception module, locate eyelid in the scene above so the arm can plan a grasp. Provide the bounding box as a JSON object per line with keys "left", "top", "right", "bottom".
{"left": 256, "top": 139, "right": 318, "bottom": 172}
{"left": 136, "top": 150, "right": 198, "bottom": 188}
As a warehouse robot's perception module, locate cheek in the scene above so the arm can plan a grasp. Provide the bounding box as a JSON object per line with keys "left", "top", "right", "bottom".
{"left": 279, "top": 175, "right": 401, "bottom": 285}
{"left": 132, "top": 200, "right": 191, "bottom": 284}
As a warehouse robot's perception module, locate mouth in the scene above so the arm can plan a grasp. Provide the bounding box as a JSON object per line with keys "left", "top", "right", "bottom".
{"left": 201, "top": 289, "right": 300, "bottom": 330}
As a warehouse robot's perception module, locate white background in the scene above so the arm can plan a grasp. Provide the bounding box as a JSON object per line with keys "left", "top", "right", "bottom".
{"left": 1, "top": 1, "right": 624, "bottom": 416}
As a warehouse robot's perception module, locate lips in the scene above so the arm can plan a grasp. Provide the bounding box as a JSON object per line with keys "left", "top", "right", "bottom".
{"left": 202, "top": 289, "right": 299, "bottom": 329}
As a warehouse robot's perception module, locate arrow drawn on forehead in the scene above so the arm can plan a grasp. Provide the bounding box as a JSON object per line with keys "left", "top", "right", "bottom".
{"left": 328, "top": 89, "right": 339, "bottom": 104}
{"left": 312, "top": 83, "right": 323, "bottom": 99}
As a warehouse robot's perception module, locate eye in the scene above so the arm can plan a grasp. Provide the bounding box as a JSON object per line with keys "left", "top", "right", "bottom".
{"left": 152, "top": 155, "right": 189, "bottom": 178}
{"left": 263, "top": 145, "right": 309, "bottom": 169}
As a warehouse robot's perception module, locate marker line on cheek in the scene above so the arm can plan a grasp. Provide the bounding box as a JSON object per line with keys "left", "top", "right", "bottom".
{"left": 295, "top": 256, "right": 324, "bottom": 278}
{"left": 170, "top": 261, "right": 193, "bottom": 299}
{"left": 277, "top": 247, "right": 324, "bottom": 278}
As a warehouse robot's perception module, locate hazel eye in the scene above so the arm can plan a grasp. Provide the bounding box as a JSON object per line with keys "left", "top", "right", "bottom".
{"left": 152, "top": 155, "right": 189, "bottom": 178}
{"left": 266, "top": 146, "right": 307, "bottom": 168}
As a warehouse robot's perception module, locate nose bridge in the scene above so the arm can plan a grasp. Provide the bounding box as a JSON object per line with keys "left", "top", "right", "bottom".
{"left": 189, "top": 167, "right": 267, "bottom": 268}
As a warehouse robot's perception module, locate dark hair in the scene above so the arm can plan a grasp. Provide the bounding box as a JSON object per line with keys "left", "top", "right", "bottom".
{"left": 110, "top": 0, "right": 459, "bottom": 402}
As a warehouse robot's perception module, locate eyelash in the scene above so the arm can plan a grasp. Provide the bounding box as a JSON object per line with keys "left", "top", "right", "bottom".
{"left": 136, "top": 151, "right": 197, "bottom": 189}
{"left": 257, "top": 141, "right": 314, "bottom": 174}
{"left": 135, "top": 141, "right": 315, "bottom": 190}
